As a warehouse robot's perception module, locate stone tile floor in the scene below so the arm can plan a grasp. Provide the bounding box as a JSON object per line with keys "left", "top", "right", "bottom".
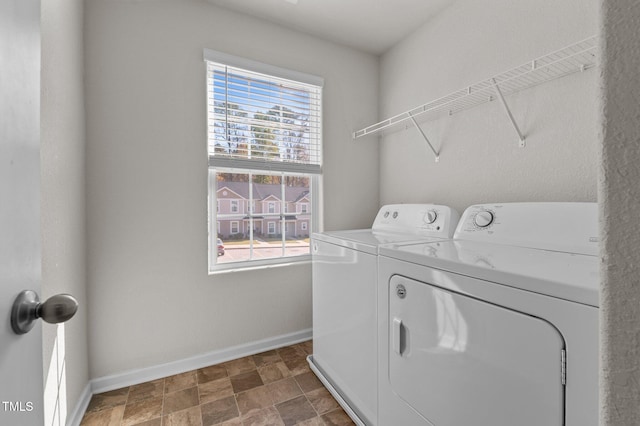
{"left": 80, "top": 340, "right": 355, "bottom": 426}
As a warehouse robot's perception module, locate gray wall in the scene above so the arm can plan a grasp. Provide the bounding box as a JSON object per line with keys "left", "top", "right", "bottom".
{"left": 41, "top": 0, "right": 89, "bottom": 421}
{"left": 84, "top": 0, "right": 379, "bottom": 378}
{"left": 599, "top": 1, "right": 640, "bottom": 423}
{"left": 379, "top": 0, "right": 599, "bottom": 213}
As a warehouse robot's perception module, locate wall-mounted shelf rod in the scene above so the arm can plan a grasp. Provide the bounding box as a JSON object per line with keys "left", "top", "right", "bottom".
{"left": 352, "top": 35, "right": 598, "bottom": 154}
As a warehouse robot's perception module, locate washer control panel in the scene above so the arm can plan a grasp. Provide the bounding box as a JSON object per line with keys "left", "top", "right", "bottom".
{"left": 373, "top": 204, "right": 460, "bottom": 238}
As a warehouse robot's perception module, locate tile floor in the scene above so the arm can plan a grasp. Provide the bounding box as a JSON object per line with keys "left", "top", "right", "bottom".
{"left": 80, "top": 340, "right": 356, "bottom": 426}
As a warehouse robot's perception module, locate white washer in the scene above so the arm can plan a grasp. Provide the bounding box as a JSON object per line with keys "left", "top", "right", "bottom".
{"left": 377, "top": 203, "right": 599, "bottom": 426}
{"left": 308, "top": 204, "right": 460, "bottom": 426}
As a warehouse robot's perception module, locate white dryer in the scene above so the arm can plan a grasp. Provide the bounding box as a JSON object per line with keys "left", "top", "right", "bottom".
{"left": 377, "top": 203, "right": 599, "bottom": 426}
{"left": 309, "top": 204, "right": 460, "bottom": 426}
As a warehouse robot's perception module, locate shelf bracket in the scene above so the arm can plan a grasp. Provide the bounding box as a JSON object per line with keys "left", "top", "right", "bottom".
{"left": 408, "top": 112, "right": 440, "bottom": 162}
{"left": 492, "top": 78, "right": 526, "bottom": 148}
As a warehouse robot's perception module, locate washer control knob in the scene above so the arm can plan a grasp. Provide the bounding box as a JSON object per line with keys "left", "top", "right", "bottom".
{"left": 474, "top": 211, "right": 494, "bottom": 228}
{"left": 425, "top": 210, "right": 438, "bottom": 224}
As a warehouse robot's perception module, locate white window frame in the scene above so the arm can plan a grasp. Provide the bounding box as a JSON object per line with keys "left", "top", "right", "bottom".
{"left": 206, "top": 50, "right": 324, "bottom": 273}
{"left": 230, "top": 200, "right": 239, "bottom": 213}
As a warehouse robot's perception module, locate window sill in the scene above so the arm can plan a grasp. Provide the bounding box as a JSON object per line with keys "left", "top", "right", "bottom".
{"left": 208, "top": 255, "right": 311, "bottom": 275}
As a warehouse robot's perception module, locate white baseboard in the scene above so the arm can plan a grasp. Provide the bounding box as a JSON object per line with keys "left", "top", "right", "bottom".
{"left": 66, "top": 382, "right": 92, "bottom": 426}
{"left": 66, "top": 328, "right": 311, "bottom": 425}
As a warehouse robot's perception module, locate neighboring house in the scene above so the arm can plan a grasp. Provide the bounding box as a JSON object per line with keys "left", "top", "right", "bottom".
{"left": 216, "top": 181, "right": 311, "bottom": 240}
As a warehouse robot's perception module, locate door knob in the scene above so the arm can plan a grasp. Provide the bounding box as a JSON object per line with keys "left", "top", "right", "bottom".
{"left": 11, "top": 290, "right": 78, "bottom": 335}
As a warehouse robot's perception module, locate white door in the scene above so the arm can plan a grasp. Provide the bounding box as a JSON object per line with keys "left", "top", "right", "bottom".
{"left": 0, "top": 0, "right": 45, "bottom": 424}
{"left": 389, "top": 275, "right": 565, "bottom": 426}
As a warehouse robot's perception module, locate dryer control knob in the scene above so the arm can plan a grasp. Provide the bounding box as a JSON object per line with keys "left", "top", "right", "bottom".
{"left": 474, "top": 211, "right": 494, "bottom": 228}
{"left": 425, "top": 210, "right": 438, "bottom": 224}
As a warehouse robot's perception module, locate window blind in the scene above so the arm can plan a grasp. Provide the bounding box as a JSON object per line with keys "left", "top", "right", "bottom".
{"left": 206, "top": 58, "right": 322, "bottom": 174}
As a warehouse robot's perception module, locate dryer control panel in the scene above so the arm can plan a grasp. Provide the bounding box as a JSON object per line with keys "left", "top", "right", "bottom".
{"left": 373, "top": 204, "right": 460, "bottom": 239}
{"left": 455, "top": 202, "right": 599, "bottom": 256}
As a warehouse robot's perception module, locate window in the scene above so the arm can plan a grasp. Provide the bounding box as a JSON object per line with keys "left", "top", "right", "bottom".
{"left": 230, "top": 221, "right": 240, "bottom": 234}
{"left": 205, "top": 50, "right": 323, "bottom": 272}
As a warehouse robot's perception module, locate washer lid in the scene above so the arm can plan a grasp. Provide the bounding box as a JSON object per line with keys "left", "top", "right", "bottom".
{"left": 312, "top": 203, "right": 461, "bottom": 254}
{"left": 313, "top": 229, "right": 447, "bottom": 255}
{"left": 379, "top": 240, "right": 599, "bottom": 307}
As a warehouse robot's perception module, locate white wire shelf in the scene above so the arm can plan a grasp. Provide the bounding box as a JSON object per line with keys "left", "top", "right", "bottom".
{"left": 353, "top": 35, "right": 599, "bottom": 155}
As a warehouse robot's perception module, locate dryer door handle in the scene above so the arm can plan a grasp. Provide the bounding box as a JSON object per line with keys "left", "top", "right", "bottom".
{"left": 393, "top": 317, "right": 405, "bottom": 355}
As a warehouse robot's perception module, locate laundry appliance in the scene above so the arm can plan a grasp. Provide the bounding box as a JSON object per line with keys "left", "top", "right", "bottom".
{"left": 308, "top": 204, "right": 460, "bottom": 426}
{"left": 377, "top": 202, "right": 599, "bottom": 426}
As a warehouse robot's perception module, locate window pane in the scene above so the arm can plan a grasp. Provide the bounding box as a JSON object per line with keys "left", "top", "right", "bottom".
{"left": 284, "top": 176, "right": 311, "bottom": 257}
{"left": 215, "top": 174, "right": 250, "bottom": 264}
{"left": 212, "top": 170, "right": 311, "bottom": 267}
{"left": 253, "top": 173, "right": 283, "bottom": 261}
{"left": 207, "top": 62, "right": 322, "bottom": 168}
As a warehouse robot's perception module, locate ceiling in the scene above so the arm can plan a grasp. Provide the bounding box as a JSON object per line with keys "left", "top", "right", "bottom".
{"left": 206, "top": 0, "right": 457, "bottom": 55}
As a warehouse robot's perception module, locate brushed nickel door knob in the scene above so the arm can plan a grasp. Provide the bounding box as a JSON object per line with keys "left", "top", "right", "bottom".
{"left": 11, "top": 290, "right": 78, "bottom": 335}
